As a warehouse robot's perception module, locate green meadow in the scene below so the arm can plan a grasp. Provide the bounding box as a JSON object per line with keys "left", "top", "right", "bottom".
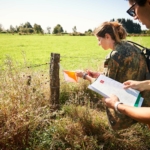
{"left": 1, "top": 34, "right": 150, "bottom": 71}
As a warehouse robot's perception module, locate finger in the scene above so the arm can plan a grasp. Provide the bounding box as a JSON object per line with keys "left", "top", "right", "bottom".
{"left": 104, "top": 97, "right": 110, "bottom": 103}
{"left": 123, "top": 81, "right": 131, "bottom": 85}
{"left": 123, "top": 84, "right": 135, "bottom": 89}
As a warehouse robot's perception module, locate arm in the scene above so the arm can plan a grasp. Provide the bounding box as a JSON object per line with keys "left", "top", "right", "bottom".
{"left": 76, "top": 70, "right": 100, "bottom": 83}
{"left": 75, "top": 70, "right": 95, "bottom": 83}
{"left": 104, "top": 95, "right": 150, "bottom": 125}
{"left": 86, "top": 70, "right": 100, "bottom": 78}
{"left": 118, "top": 104, "right": 150, "bottom": 125}
{"left": 83, "top": 74, "right": 94, "bottom": 83}
{"left": 123, "top": 80, "right": 150, "bottom": 91}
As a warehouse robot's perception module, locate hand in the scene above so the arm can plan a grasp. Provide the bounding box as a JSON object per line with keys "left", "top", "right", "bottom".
{"left": 102, "top": 94, "right": 120, "bottom": 109}
{"left": 123, "top": 80, "right": 145, "bottom": 91}
{"left": 75, "top": 70, "right": 84, "bottom": 78}
{"left": 86, "top": 70, "right": 100, "bottom": 78}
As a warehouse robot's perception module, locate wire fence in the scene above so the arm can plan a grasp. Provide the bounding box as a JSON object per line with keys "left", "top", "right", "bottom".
{"left": 0, "top": 53, "right": 105, "bottom": 108}
{"left": 25, "top": 55, "right": 105, "bottom": 69}
{"left": 0, "top": 55, "right": 105, "bottom": 87}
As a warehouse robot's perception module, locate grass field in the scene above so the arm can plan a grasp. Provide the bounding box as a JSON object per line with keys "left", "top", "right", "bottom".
{"left": 1, "top": 34, "right": 150, "bottom": 149}
{"left": 1, "top": 34, "right": 150, "bottom": 71}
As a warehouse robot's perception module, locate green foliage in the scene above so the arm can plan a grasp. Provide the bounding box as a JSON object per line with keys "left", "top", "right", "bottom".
{"left": 85, "top": 29, "right": 93, "bottom": 35}
{"left": 34, "top": 23, "right": 43, "bottom": 34}
{"left": 9, "top": 25, "right": 16, "bottom": 33}
{"left": 17, "top": 22, "right": 43, "bottom": 34}
{"left": 0, "top": 24, "right": 3, "bottom": 32}
{"left": 72, "top": 26, "right": 77, "bottom": 33}
{"left": 23, "top": 22, "right": 33, "bottom": 28}
{"left": 47, "top": 26, "right": 51, "bottom": 34}
{"left": 19, "top": 27, "right": 34, "bottom": 34}
{"left": 53, "top": 24, "right": 64, "bottom": 34}
{"left": 111, "top": 18, "right": 142, "bottom": 34}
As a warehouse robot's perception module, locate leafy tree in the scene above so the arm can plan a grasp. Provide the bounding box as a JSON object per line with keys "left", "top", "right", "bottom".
{"left": 110, "top": 18, "right": 115, "bottom": 22}
{"left": 52, "top": 24, "right": 64, "bottom": 34}
{"left": 88, "top": 29, "right": 92, "bottom": 33}
{"left": 47, "top": 26, "right": 51, "bottom": 34}
{"left": 18, "top": 23, "right": 34, "bottom": 34}
{"left": 125, "top": 19, "right": 141, "bottom": 33}
{"left": 33, "top": 24, "right": 43, "bottom": 34}
{"left": 110, "top": 18, "right": 141, "bottom": 34}
{"left": 19, "top": 27, "right": 27, "bottom": 33}
{"left": 0, "top": 24, "right": 3, "bottom": 32}
{"left": 27, "top": 28, "right": 34, "bottom": 34}
{"left": 72, "top": 26, "right": 77, "bottom": 33}
{"left": 85, "top": 29, "right": 92, "bottom": 35}
{"left": 9, "top": 25, "right": 16, "bottom": 33}
{"left": 23, "top": 22, "right": 32, "bottom": 28}
{"left": 18, "top": 23, "right": 25, "bottom": 33}
{"left": 15, "top": 26, "right": 19, "bottom": 32}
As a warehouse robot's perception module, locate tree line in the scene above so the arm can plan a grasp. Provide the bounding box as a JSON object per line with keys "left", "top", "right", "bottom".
{"left": 0, "top": 22, "right": 44, "bottom": 34}
{"left": 0, "top": 18, "right": 149, "bottom": 35}
{"left": 111, "top": 18, "right": 142, "bottom": 34}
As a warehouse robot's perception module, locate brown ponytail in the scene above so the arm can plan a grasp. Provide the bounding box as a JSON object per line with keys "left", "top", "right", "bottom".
{"left": 94, "top": 21, "right": 127, "bottom": 43}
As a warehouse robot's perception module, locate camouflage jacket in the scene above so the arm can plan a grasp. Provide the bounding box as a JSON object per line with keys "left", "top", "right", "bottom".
{"left": 103, "top": 41, "right": 150, "bottom": 130}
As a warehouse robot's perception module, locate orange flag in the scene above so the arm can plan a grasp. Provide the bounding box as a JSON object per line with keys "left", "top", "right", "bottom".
{"left": 63, "top": 70, "right": 78, "bottom": 82}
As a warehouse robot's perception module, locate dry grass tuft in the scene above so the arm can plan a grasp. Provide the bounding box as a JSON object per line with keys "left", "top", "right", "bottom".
{"left": 1, "top": 58, "right": 150, "bottom": 150}
{"left": 0, "top": 58, "right": 50, "bottom": 149}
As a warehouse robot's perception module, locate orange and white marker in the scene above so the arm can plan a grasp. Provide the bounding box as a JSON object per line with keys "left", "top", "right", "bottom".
{"left": 63, "top": 70, "right": 78, "bottom": 82}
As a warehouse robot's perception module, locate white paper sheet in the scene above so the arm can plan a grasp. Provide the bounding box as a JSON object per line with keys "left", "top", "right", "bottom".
{"left": 88, "top": 75, "right": 143, "bottom": 107}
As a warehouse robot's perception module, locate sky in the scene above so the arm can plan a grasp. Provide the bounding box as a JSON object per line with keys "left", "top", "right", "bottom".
{"left": 0, "top": 0, "right": 147, "bottom": 33}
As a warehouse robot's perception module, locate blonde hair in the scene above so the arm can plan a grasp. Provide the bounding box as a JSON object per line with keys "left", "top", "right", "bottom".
{"left": 94, "top": 21, "right": 127, "bottom": 43}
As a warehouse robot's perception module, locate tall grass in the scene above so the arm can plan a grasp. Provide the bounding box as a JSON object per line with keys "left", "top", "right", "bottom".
{"left": 1, "top": 35, "right": 150, "bottom": 149}
{"left": 0, "top": 58, "right": 51, "bottom": 149}
{"left": 1, "top": 57, "right": 150, "bottom": 150}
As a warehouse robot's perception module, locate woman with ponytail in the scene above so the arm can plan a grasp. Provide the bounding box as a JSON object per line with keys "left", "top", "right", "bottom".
{"left": 76, "top": 21, "right": 150, "bottom": 130}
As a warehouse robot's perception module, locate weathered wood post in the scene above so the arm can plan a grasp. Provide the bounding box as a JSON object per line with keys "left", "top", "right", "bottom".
{"left": 50, "top": 53, "right": 60, "bottom": 109}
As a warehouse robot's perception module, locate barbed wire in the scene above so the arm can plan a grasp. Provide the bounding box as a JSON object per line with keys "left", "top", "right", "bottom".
{"left": 61, "top": 56, "right": 104, "bottom": 59}
{"left": 27, "top": 62, "right": 50, "bottom": 68}
{"left": 0, "top": 56, "right": 105, "bottom": 90}
{"left": 0, "top": 55, "right": 104, "bottom": 70}
{"left": 25, "top": 56, "right": 104, "bottom": 69}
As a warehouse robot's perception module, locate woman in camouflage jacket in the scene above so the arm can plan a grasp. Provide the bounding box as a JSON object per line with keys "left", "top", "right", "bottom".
{"left": 76, "top": 21, "right": 150, "bottom": 130}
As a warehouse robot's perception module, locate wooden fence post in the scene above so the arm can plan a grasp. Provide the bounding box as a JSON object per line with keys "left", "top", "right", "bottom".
{"left": 50, "top": 53, "right": 60, "bottom": 109}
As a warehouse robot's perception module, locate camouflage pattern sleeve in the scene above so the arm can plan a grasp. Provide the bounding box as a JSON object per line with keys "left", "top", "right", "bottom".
{"left": 103, "top": 51, "right": 120, "bottom": 80}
